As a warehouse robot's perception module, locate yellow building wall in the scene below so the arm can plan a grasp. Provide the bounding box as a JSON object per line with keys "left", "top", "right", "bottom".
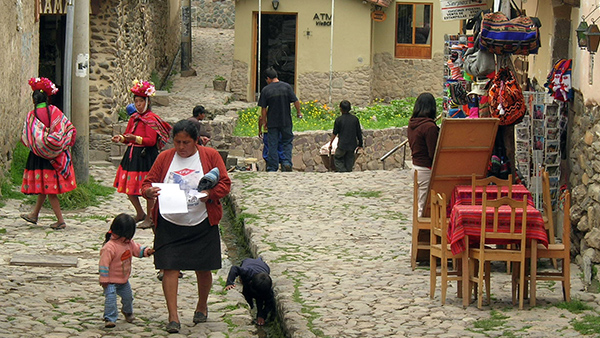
{"left": 522, "top": 0, "right": 556, "bottom": 88}
{"left": 234, "top": 0, "right": 373, "bottom": 101}
{"left": 572, "top": 1, "right": 600, "bottom": 105}
{"left": 372, "top": 1, "right": 462, "bottom": 57}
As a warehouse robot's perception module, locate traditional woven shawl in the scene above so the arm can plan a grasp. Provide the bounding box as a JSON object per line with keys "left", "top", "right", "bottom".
{"left": 130, "top": 111, "right": 172, "bottom": 149}
{"left": 21, "top": 105, "right": 76, "bottom": 178}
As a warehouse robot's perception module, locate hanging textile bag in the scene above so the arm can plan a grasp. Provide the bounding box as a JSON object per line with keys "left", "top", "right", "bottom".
{"left": 488, "top": 67, "right": 526, "bottom": 126}
{"left": 448, "top": 81, "right": 469, "bottom": 105}
{"left": 463, "top": 47, "right": 496, "bottom": 77}
{"left": 479, "top": 12, "right": 540, "bottom": 55}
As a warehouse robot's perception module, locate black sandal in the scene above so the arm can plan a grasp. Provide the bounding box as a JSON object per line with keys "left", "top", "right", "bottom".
{"left": 50, "top": 222, "right": 66, "bottom": 230}
{"left": 20, "top": 214, "right": 38, "bottom": 225}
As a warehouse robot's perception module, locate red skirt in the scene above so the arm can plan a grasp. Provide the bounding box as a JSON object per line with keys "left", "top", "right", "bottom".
{"left": 21, "top": 151, "right": 77, "bottom": 195}
{"left": 113, "top": 145, "right": 158, "bottom": 196}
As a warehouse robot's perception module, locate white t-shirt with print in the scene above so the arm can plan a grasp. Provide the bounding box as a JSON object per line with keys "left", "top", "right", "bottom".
{"left": 162, "top": 151, "right": 208, "bottom": 226}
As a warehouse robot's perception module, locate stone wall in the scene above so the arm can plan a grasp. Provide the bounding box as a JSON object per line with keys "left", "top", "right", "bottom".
{"left": 229, "top": 127, "right": 409, "bottom": 172}
{"left": 372, "top": 52, "right": 445, "bottom": 100}
{"left": 191, "top": 0, "right": 235, "bottom": 29}
{"left": 230, "top": 59, "right": 250, "bottom": 100}
{"left": 89, "top": 0, "right": 180, "bottom": 145}
{"left": 0, "top": 0, "right": 39, "bottom": 192}
{"left": 197, "top": 115, "right": 409, "bottom": 172}
{"left": 567, "top": 91, "right": 600, "bottom": 283}
{"left": 297, "top": 66, "right": 372, "bottom": 107}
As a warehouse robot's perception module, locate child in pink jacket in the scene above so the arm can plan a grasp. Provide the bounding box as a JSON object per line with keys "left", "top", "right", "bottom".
{"left": 99, "top": 213, "right": 154, "bottom": 328}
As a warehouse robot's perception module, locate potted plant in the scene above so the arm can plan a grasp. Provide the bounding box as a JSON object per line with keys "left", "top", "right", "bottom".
{"left": 213, "top": 75, "right": 227, "bottom": 91}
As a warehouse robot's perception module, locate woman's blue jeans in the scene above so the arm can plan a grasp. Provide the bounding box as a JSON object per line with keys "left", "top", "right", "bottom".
{"left": 103, "top": 282, "right": 133, "bottom": 322}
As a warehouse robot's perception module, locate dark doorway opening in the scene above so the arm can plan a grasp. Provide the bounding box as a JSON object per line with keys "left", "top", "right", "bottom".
{"left": 256, "top": 14, "right": 297, "bottom": 95}
{"left": 39, "top": 15, "right": 66, "bottom": 111}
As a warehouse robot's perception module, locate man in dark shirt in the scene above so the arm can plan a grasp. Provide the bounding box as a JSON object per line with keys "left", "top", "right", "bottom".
{"left": 188, "top": 105, "right": 211, "bottom": 145}
{"left": 328, "top": 100, "right": 363, "bottom": 172}
{"left": 258, "top": 68, "right": 302, "bottom": 172}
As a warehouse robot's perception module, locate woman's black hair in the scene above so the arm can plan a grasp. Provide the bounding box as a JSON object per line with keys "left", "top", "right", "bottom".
{"left": 104, "top": 213, "right": 136, "bottom": 245}
{"left": 411, "top": 92, "right": 437, "bottom": 119}
{"left": 32, "top": 90, "right": 51, "bottom": 121}
{"left": 172, "top": 119, "right": 199, "bottom": 141}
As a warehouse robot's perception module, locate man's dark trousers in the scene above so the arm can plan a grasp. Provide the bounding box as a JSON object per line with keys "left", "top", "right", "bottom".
{"left": 334, "top": 148, "right": 356, "bottom": 172}
{"left": 266, "top": 126, "right": 293, "bottom": 171}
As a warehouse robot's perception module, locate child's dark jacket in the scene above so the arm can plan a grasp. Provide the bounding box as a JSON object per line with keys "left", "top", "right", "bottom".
{"left": 226, "top": 258, "right": 274, "bottom": 320}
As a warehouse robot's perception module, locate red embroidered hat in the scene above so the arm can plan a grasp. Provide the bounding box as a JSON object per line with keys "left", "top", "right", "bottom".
{"left": 130, "top": 79, "right": 156, "bottom": 97}
{"left": 29, "top": 77, "right": 58, "bottom": 96}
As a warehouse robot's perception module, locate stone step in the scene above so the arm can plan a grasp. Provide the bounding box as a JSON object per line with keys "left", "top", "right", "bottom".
{"left": 90, "top": 160, "right": 116, "bottom": 167}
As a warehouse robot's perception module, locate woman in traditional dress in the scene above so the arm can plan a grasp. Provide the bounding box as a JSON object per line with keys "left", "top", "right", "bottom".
{"left": 20, "top": 77, "right": 77, "bottom": 230}
{"left": 112, "top": 80, "right": 171, "bottom": 229}
{"left": 141, "top": 120, "right": 230, "bottom": 333}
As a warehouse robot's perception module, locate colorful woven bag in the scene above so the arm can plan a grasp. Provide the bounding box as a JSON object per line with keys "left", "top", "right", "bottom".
{"left": 479, "top": 12, "right": 539, "bottom": 55}
{"left": 488, "top": 67, "right": 526, "bottom": 126}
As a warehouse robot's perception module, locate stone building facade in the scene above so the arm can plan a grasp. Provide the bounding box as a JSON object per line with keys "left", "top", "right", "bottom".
{"left": 568, "top": 92, "right": 600, "bottom": 282}
{"left": 88, "top": 0, "right": 180, "bottom": 158}
{"left": 0, "top": 0, "right": 39, "bottom": 190}
{"left": 191, "top": 0, "right": 235, "bottom": 29}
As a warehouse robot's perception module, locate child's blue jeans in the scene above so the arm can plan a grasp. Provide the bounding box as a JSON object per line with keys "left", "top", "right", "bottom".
{"left": 103, "top": 282, "right": 133, "bottom": 322}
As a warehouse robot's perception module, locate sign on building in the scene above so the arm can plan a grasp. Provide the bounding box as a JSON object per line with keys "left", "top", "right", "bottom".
{"left": 440, "top": 0, "right": 487, "bottom": 21}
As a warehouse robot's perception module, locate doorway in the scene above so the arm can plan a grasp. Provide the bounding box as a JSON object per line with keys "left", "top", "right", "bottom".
{"left": 255, "top": 13, "right": 297, "bottom": 96}
{"left": 39, "top": 15, "right": 66, "bottom": 110}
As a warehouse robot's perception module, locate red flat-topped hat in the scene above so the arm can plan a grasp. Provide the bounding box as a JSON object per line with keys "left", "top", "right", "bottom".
{"left": 130, "top": 79, "right": 156, "bottom": 97}
{"left": 29, "top": 77, "right": 58, "bottom": 96}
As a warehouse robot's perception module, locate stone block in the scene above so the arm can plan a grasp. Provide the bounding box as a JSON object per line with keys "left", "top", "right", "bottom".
{"left": 585, "top": 228, "right": 600, "bottom": 250}
{"left": 152, "top": 91, "right": 170, "bottom": 106}
{"left": 10, "top": 254, "right": 78, "bottom": 267}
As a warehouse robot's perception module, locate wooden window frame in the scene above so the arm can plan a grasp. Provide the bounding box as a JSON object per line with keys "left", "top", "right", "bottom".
{"left": 395, "top": 2, "right": 433, "bottom": 59}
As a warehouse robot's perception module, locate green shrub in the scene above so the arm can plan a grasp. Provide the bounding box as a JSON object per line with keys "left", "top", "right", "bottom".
{"left": 233, "top": 97, "right": 443, "bottom": 137}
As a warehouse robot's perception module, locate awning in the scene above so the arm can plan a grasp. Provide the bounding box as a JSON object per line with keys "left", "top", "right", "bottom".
{"left": 364, "top": 0, "right": 391, "bottom": 8}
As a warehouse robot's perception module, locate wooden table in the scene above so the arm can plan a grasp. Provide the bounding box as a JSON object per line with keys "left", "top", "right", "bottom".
{"left": 448, "top": 204, "right": 548, "bottom": 255}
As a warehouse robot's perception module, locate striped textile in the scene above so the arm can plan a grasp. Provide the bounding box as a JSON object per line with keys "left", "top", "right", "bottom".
{"left": 21, "top": 106, "right": 76, "bottom": 178}
{"left": 129, "top": 111, "right": 171, "bottom": 150}
{"left": 451, "top": 184, "right": 534, "bottom": 207}
{"left": 448, "top": 204, "right": 548, "bottom": 255}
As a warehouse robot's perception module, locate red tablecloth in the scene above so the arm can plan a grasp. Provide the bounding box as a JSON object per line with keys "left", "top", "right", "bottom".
{"left": 448, "top": 204, "right": 548, "bottom": 255}
{"left": 451, "top": 184, "right": 534, "bottom": 207}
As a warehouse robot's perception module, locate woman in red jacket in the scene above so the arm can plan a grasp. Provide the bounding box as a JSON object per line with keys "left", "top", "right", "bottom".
{"left": 142, "top": 119, "right": 231, "bottom": 333}
{"left": 112, "top": 80, "right": 171, "bottom": 229}
{"left": 20, "top": 77, "right": 77, "bottom": 230}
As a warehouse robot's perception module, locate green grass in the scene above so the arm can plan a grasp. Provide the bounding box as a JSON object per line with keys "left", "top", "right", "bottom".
{"left": 556, "top": 300, "right": 593, "bottom": 314}
{"left": 233, "top": 97, "right": 443, "bottom": 137}
{"left": 571, "top": 314, "right": 600, "bottom": 335}
{"left": 344, "top": 190, "right": 382, "bottom": 198}
{"left": 472, "top": 310, "right": 510, "bottom": 331}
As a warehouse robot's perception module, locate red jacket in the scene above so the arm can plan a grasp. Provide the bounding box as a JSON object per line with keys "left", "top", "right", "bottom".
{"left": 142, "top": 145, "right": 231, "bottom": 226}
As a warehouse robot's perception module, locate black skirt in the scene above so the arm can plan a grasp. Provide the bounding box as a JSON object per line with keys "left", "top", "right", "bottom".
{"left": 153, "top": 214, "right": 221, "bottom": 271}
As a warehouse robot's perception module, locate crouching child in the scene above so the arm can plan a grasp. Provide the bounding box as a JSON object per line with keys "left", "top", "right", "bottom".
{"left": 225, "top": 257, "right": 274, "bottom": 325}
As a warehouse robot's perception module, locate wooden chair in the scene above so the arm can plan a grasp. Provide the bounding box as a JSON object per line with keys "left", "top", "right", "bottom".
{"left": 411, "top": 170, "right": 431, "bottom": 270}
{"left": 468, "top": 194, "right": 529, "bottom": 309}
{"left": 429, "top": 190, "right": 462, "bottom": 304}
{"left": 541, "top": 169, "right": 557, "bottom": 268}
{"left": 471, "top": 173, "right": 513, "bottom": 204}
{"left": 472, "top": 173, "right": 514, "bottom": 273}
{"left": 527, "top": 191, "right": 571, "bottom": 307}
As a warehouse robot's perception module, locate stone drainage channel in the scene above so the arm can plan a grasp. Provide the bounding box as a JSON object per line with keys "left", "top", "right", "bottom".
{"left": 222, "top": 197, "right": 286, "bottom": 338}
